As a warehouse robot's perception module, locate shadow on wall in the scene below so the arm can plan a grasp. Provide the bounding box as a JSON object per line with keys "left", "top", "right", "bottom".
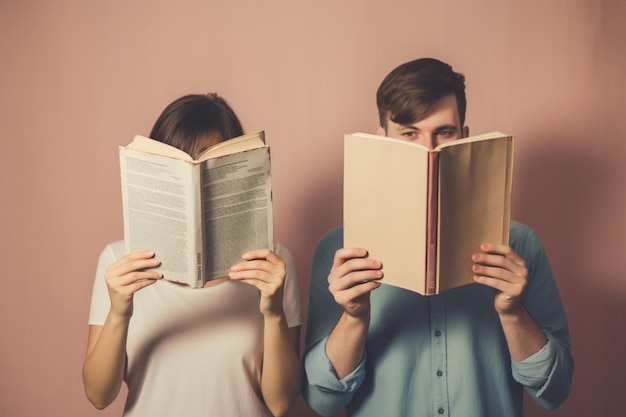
{"left": 514, "top": 136, "right": 626, "bottom": 416}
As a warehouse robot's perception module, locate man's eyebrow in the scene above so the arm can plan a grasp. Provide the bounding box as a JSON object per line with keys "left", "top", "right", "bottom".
{"left": 435, "top": 124, "right": 459, "bottom": 131}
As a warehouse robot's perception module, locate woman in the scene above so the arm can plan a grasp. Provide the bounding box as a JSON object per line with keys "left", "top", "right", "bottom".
{"left": 83, "top": 93, "right": 302, "bottom": 417}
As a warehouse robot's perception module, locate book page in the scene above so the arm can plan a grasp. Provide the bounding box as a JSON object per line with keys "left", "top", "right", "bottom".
{"left": 126, "top": 135, "right": 193, "bottom": 161}
{"left": 120, "top": 148, "right": 200, "bottom": 285}
{"left": 437, "top": 135, "right": 514, "bottom": 292}
{"left": 201, "top": 146, "right": 273, "bottom": 280}
{"left": 344, "top": 133, "right": 429, "bottom": 295}
{"left": 198, "top": 131, "right": 266, "bottom": 161}
{"left": 436, "top": 131, "right": 508, "bottom": 150}
{"left": 125, "top": 131, "right": 266, "bottom": 164}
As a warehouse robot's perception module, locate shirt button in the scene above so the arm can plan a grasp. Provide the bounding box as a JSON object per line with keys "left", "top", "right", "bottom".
{"left": 437, "top": 370, "right": 443, "bottom": 377}
{"left": 438, "top": 408, "right": 445, "bottom": 414}
{"left": 435, "top": 330, "right": 442, "bottom": 337}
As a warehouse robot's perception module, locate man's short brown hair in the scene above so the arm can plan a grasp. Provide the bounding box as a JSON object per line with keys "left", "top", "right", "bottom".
{"left": 376, "top": 58, "right": 466, "bottom": 130}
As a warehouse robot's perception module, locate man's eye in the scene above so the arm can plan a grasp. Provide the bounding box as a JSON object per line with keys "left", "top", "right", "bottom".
{"left": 402, "top": 131, "right": 416, "bottom": 138}
{"left": 437, "top": 130, "right": 455, "bottom": 138}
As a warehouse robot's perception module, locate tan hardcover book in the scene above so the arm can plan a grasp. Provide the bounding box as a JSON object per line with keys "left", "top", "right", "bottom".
{"left": 119, "top": 130, "right": 273, "bottom": 288}
{"left": 344, "top": 131, "right": 514, "bottom": 295}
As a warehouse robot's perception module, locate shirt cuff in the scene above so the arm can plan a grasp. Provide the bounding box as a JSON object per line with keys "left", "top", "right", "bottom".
{"left": 304, "top": 337, "right": 366, "bottom": 392}
{"left": 511, "top": 336, "right": 556, "bottom": 388}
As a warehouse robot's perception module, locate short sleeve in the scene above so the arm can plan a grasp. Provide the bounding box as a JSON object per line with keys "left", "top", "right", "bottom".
{"left": 88, "top": 240, "right": 125, "bottom": 325}
{"left": 276, "top": 243, "right": 303, "bottom": 328}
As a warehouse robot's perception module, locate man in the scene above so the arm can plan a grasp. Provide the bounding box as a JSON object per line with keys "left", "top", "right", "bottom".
{"left": 303, "top": 58, "right": 573, "bottom": 417}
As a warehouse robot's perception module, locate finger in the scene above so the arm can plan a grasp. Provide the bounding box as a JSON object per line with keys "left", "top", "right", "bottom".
{"left": 231, "top": 259, "right": 273, "bottom": 273}
{"left": 332, "top": 247, "right": 369, "bottom": 270}
{"left": 229, "top": 268, "right": 271, "bottom": 283}
{"left": 106, "top": 256, "right": 163, "bottom": 288}
{"left": 478, "top": 244, "right": 526, "bottom": 266}
{"left": 329, "top": 257, "right": 382, "bottom": 285}
{"left": 472, "top": 265, "right": 527, "bottom": 297}
{"left": 106, "top": 271, "right": 163, "bottom": 292}
{"left": 471, "top": 251, "right": 525, "bottom": 277}
{"left": 241, "top": 248, "right": 275, "bottom": 262}
{"left": 107, "top": 264, "right": 163, "bottom": 287}
{"left": 236, "top": 250, "right": 285, "bottom": 273}
{"left": 473, "top": 274, "right": 523, "bottom": 297}
{"left": 473, "top": 274, "right": 507, "bottom": 291}
{"left": 108, "top": 252, "right": 161, "bottom": 276}
{"left": 472, "top": 263, "right": 514, "bottom": 282}
{"left": 230, "top": 259, "right": 284, "bottom": 280}
{"left": 332, "top": 281, "right": 381, "bottom": 305}
{"left": 471, "top": 253, "right": 510, "bottom": 270}
{"left": 229, "top": 262, "right": 286, "bottom": 287}
{"left": 117, "top": 250, "right": 158, "bottom": 264}
{"left": 330, "top": 268, "right": 383, "bottom": 291}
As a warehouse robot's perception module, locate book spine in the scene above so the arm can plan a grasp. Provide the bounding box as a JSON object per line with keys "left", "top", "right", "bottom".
{"left": 193, "top": 166, "right": 204, "bottom": 288}
{"left": 425, "top": 152, "right": 439, "bottom": 295}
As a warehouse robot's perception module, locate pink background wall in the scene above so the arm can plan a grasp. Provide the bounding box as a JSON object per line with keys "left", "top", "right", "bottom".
{"left": 1, "top": 1, "right": 624, "bottom": 416}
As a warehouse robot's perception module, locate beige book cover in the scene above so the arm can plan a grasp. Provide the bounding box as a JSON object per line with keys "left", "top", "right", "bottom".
{"left": 344, "top": 131, "right": 514, "bottom": 295}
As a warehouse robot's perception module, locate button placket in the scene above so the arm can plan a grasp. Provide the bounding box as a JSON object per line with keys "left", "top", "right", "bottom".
{"left": 430, "top": 296, "right": 448, "bottom": 416}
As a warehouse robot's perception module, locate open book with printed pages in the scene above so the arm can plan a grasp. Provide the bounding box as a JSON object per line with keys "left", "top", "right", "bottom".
{"left": 119, "top": 130, "right": 274, "bottom": 288}
{"left": 343, "top": 131, "right": 514, "bottom": 295}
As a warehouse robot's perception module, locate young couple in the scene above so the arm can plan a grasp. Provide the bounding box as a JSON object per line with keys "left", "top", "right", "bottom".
{"left": 83, "top": 58, "right": 573, "bottom": 417}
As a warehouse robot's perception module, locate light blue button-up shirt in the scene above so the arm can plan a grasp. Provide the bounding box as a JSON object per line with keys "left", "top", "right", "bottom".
{"left": 303, "top": 221, "right": 573, "bottom": 417}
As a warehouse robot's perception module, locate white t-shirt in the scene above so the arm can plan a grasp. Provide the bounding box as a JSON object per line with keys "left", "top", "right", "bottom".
{"left": 88, "top": 240, "right": 302, "bottom": 417}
